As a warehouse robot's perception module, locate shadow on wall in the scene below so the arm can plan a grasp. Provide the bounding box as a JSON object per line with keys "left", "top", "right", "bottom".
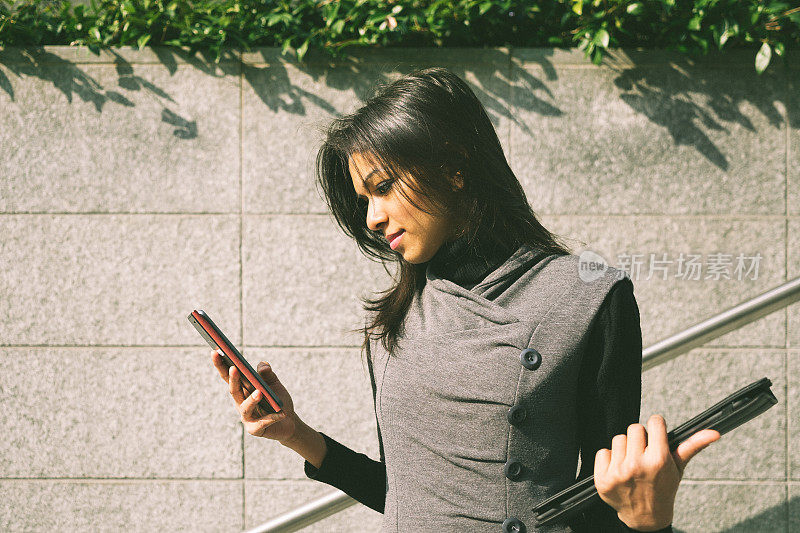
{"left": 0, "top": 46, "right": 214, "bottom": 139}
{"left": 670, "top": 491, "right": 797, "bottom": 533}
{"left": 0, "top": 45, "right": 796, "bottom": 167}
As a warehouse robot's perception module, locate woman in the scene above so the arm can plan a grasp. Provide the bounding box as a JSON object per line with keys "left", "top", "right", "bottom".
{"left": 211, "top": 67, "right": 719, "bottom": 532}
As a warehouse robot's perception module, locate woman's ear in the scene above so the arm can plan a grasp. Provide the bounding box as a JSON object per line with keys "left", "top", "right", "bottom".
{"left": 450, "top": 170, "right": 464, "bottom": 191}
{"left": 443, "top": 141, "right": 468, "bottom": 191}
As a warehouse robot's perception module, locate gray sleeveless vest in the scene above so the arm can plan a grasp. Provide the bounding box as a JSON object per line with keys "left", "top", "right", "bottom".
{"left": 367, "top": 244, "right": 631, "bottom": 532}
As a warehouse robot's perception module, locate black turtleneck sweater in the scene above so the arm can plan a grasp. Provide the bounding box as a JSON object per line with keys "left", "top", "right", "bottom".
{"left": 303, "top": 236, "right": 673, "bottom": 533}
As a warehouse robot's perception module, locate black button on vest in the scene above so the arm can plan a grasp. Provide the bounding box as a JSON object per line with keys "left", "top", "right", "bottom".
{"left": 507, "top": 404, "right": 527, "bottom": 425}
{"left": 519, "top": 348, "right": 542, "bottom": 370}
{"left": 502, "top": 516, "right": 526, "bottom": 533}
{"left": 504, "top": 459, "right": 524, "bottom": 481}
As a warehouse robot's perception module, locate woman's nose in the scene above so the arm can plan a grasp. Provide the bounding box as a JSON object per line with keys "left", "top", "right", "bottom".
{"left": 366, "top": 201, "right": 388, "bottom": 231}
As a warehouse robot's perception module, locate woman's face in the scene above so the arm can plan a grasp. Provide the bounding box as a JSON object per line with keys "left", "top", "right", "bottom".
{"left": 349, "top": 151, "right": 459, "bottom": 264}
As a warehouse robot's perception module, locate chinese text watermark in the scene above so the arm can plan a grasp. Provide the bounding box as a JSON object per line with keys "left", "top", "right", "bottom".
{"left": 578, "top": 250, "right": 762, "bottom": 283}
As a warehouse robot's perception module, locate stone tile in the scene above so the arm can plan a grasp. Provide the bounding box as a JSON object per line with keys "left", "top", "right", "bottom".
{"left": 0, "top": 480, "right": 241, "bottom": 532}
{"left": 541, "top": 215, "right": 786, "bottom": 348}
{"left": 245, "top": 480, "right": 382, "bottom": 532}
{"left": 242, "top": 51, "right": 512, "bottom": 214}
{"left": 788, "top": 219, "right": 799, "bottom": 349}
{"left": 508, "top": 56, "right": 787, "bottom": 215}
{"left": 670, "top": 482, "right": 785, "bottom": 533}
{"left": 789, "top": 483, "right": 800, "bottom": 531}
{"left": 641, "top": 349, "right": 785, "bottom": 480}
{"left": 0, "top": 215, "right": 240, "bottom": 345}
{"left": 0, "top": 347, "right": 241, "bottom": 478}
{"left": 789, "top": 67, "right": 799, "bottom": 216}
{"left": 790, "top": 350, "right": 800, "bottom": 479}
{"left": 243, "top": 215, "right": 391, "bottom": 346}
{"left": 241, "top": 62, "right": 370, "bottom": 215}
{"left": 0, "top": 61, "right": 239, "bottom": 213}
{"left": 244, "top": 347, "right": 378, "bottom": 479}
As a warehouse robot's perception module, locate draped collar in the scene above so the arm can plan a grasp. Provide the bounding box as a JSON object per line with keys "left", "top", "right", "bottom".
{"left": 426, "top": 232, "right": 518, "bottom": 290}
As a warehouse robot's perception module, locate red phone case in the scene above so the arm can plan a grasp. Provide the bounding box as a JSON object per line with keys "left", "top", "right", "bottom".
{"left": 188, "top": 309, "right": 283, "bottom": 413}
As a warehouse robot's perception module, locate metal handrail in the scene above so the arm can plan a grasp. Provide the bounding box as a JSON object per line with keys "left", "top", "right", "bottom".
{"left": 245, "top": 275, "right": 800, "bottom": 533}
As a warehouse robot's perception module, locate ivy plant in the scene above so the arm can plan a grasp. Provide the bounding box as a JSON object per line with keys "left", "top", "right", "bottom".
{"left": 0, "top": 0, "right": 797, "bottom": 73}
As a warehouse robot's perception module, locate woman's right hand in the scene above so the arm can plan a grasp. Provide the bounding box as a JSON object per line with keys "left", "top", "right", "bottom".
{"left": 211, "top": 350, "right": 298, "bottom": 443}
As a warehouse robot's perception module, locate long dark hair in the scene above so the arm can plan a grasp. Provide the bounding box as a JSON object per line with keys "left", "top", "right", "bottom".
{"left": 314, "top": 67, "right": 572, "bottom": 358}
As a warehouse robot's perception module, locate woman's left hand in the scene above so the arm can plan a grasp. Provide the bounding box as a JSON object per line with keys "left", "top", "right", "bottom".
{"left": 594, "top": 414, "right": 721, "bottom": 532}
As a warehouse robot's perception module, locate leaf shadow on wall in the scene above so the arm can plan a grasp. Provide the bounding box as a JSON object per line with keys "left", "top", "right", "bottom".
{"left": 0, "top": 45, "right": 796, "bottom": 214}
{"left": 0, "top": 46, "right": 199, "bottom": 140}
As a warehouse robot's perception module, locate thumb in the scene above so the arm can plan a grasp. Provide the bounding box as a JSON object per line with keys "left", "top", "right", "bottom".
{"left": 256, "top": 361, "right": 278, "bottom": 383}
{"left": 256, "top": 361, "right": 289, "bottom": 396}
{"left": 257, "top": 361, "right": 277, "bottom": 382}
{"left": 672, "top": 428, "right": 721, "bottom": 476}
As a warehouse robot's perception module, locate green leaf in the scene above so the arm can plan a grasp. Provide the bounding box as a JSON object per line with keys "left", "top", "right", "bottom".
{"left": 594, "top": 29, "right": 609, "bottom": 48}
{"left": 718, "top": 30, "right": 729, "bottom": 48}
{"left": 755, "top": 42, "right": 771, "bottom": 74}
{"left": 323, "top": 2, "right": 340, "bottom": 27}
{"left": 626, "top": 3, "right": 643, "bottom": 15}
{"left": 774, "top": 42, "right": 785, "bottom": 57}
{"left": 717, "top": 18, "right": 730, "bottom": 49}
{"left": 296, "top": 37, "right": 309, "bottom": 61}
{"left": 137, "top": 33, "right": 151, "bottom": 49}
{"left": 367, "top": 13, "right": 386, "bottom": 25}
{"left": 281, "top": 38, "right": 293, "bottom": 56}
{"left": 688, "top": 16, "right": 701, "bottom": 31}
{"left": 572, "top": 0, "right": 582, "bottom": 16}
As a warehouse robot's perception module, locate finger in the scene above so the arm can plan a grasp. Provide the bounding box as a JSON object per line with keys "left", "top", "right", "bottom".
{"left": 256, "top": 362, "right": 289, "bottom": 399}
{"left": 644, "top": 414, "right": 669, "bottom": 459}
{"left": 626, "top": 423, "right": 647, "bottom": 460}
{"left": 231, "top": 365, "right": 255, "bottom": 396}
{"left": 211, "top": 350, "right": 230, "bottom": 382}
{"left": 239, "top": 388, "right": 262, "bottom": 421}
{"left": 608, "top": 433, "right": 627, "bottom": 471}
{"left": 232, "top": 366, "right": 255, "bottom": 398}
{"left": 673, "top": 428, "right": 720, "bottom": 476}
{"left": 594, "top": 448, "right": 611, "bottom": 480}
{"left": 239, "top": 375, "right": 254, "bottom": 396}
{"left": 229, "top": 366, "right": 245, "bottom": 404}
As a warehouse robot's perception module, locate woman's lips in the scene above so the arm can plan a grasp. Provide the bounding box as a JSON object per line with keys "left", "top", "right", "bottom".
{"left": 389, "top": 230, "right": 404, "bottom": 250}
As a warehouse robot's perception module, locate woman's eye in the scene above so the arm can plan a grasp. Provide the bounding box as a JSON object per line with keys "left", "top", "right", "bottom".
{"left": 355, "top": 180, "right": 393, "bottom": 208}
{"left": 376, "top": 180, "right": 394, "bottom": 195}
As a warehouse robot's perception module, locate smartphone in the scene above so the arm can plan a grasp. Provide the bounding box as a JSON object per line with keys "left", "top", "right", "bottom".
{"left": 188, "top": 309, "right": 283, "bottom": 414}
